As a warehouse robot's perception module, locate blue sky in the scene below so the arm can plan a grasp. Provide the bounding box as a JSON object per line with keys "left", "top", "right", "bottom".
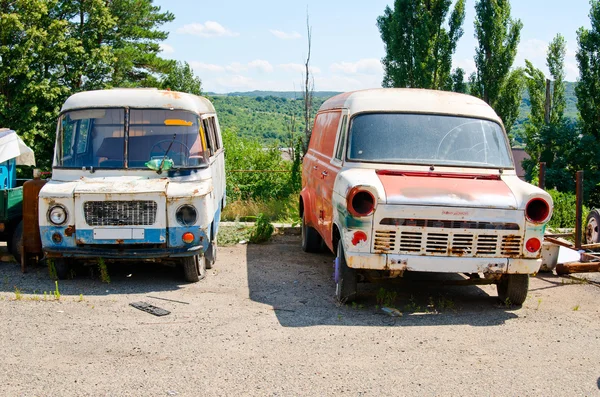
{"left": 153, "top": 0, "right": 592, "bottom": 93}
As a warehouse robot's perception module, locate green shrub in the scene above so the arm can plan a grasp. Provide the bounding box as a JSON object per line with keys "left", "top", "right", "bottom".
{"left": 222, "top": 129, "right": 301, "bottom": 201}
{"left": 249, "top": 213, "right": 274, "bottom": 244}
{"left": 547, "top": 189, "right": 589, "bottom": 229}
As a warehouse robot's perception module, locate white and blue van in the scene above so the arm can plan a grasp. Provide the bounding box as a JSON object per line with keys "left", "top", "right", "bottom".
{"left": 39, "top": 89, "right": 225, "bottom": 282}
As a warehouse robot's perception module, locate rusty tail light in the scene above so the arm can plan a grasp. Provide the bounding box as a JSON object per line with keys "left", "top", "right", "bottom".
{"left": 525, "top": 198, "right": 551, "bottom": 224}
{"left": 347, "top": 187, "right": 376, "bottom": 217}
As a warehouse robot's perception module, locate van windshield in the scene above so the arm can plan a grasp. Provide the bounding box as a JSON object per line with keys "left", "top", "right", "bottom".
{"left": 347, "top": 113, "right": 513, "bottom": 168}
{"left": 56, "top": 108, "right": 208, "bottom": 169}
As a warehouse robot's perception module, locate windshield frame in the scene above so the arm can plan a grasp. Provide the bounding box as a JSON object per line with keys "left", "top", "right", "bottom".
{"left": 344, "top": 111, "right": 515, "bottom": 170}
{"left": 54, "top": 107, "right": 210, "bottom": 171}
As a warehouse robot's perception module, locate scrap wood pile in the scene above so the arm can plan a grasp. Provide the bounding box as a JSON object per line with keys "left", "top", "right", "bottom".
{"left": 544, "top": 234, "right": 600, "bottom": 275}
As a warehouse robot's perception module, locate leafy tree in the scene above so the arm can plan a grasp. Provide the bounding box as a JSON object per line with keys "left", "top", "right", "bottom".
{"left": 161, "top": 61, "right": 202, "bottom": 95}
{"left": 522, "top": 34, "right": 578, "bottom": 192}
{"left": 0, "top": 0, "right": 72, "bottom": 169}
{"left": 0, "top": 0, "right": 176, "bottom": 169}
{"left": 377, "top": 0, "right": 466, "bottom": 90}
{"left": 469, "top": 0, "right": 523, "bottom": 130}
{"left": 575, "top": 0, "right": 600, "bottom": 202}
{"left": 548, "top": 34, "right": 567, "bottom": 124}
{"left": 449, "top": 68, "right": 468, "bottom": 93}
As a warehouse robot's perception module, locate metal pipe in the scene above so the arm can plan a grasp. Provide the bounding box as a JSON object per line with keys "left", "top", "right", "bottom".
{"left": 539, "top": 162, "right": 546, "bottom": 189}
{"left": 575, "top": 171, "right": 584, "bottom": 249}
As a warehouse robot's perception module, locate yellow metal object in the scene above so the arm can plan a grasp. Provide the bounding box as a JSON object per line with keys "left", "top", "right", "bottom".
{"left": 164, "top": 119, "right": 193, "bottom": 126}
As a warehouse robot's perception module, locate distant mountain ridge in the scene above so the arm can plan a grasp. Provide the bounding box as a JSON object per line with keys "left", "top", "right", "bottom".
{"left": 208, "top": 83, "right": 579, "bottom": 145}
{"left": 206, "top": 90, "right": 342, "bottom": 99}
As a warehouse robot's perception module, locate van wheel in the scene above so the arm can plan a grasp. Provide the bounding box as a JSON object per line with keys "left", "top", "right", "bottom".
{"left": 335, "top": 240, "right": 357, "bottom": 303}
{"left": 54, "top": 258, "right": 70, "bottom": 280}
{"left": 10, "top": 221, "right": 23, "bottom": 265}
{"left": 496, "top": 274, "right": 529, "bottom": 306}
{"left": 585, "top": 209, "right": 600, "bottom": 244}
{"left": 182, "top": 254, "right": 206, "bottom": 283}
{"left": 301, "top": 214, "right": 322, "bottom": 253}
{"left": 205, "top": 238, "right": 217, "bottom": 269}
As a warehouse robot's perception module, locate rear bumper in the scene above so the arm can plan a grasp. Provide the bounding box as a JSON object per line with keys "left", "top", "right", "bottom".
{"left": 345, "top": 252, "right": 541, "bottom": 274}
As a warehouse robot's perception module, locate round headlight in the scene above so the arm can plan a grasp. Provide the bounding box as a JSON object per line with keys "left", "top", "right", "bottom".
{"left": 48, "top": 205, "right": 67, "bottom": 225}
{"left": 176, "top": 205, "right": 197, "bottom": 226}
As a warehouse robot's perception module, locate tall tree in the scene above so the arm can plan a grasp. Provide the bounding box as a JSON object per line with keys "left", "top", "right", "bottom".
{"left": 547, "top": 34, "right": 567, "bottom": 124}
{"left": 302, "top": 10, "right": 314, "bottom": 153}
{"left": 469, "top": 0, "right": 523, "bottom": 133}
{"left": 377, "top": 0, "right": 466, "bottom": 90}
{"left": 0, "top": 0, "right": 73, "bottom": 169}
{"left": 0, "top": 0, "right": 176, "bottom": 169}
{"left": 575, "top": 0, "right": 600, "bottom": 199}
{"left": 161, "top": 61, "right": 202, "bottom": 95}
{"left": 522, "top": 34, "right": 577, "bottom": 190}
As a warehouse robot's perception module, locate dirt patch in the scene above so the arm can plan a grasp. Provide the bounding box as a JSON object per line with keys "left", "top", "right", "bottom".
{"left": 0, "top": 234, "right": 599, "bottom": 396}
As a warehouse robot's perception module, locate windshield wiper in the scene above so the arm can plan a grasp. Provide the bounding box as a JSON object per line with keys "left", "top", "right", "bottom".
{"left": 157, "top": 133, "right": 176, "bottom": 175}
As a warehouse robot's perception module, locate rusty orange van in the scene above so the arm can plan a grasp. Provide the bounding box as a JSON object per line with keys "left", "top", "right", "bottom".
{"left": 300, "top": 88, "right": 552, "bottom": 304}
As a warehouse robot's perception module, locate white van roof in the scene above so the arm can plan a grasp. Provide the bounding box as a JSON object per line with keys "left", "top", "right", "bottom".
{"left": 319, "top": 88, "right": 503, "bottom": 125}
{"left": 61, "top": 88, "right": 216, "bottom": 114}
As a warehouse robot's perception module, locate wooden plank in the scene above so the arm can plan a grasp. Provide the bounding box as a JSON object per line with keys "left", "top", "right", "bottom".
{"left": 555, "top": 262, "right": 600, "bottom": 275}
{"left": 544, "top": 236, "right": 575, "bottom": 249}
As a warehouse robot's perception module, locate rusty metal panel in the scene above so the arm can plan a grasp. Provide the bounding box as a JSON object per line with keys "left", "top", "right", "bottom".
{"left": 22, "top": 178, "right": 46, "bottom": 255}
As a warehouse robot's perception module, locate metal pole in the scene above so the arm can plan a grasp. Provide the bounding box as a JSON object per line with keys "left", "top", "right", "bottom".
{"left": 539, "top": 162, "right": 546, "bottom": 189}
{"left": 575, "top": 171, "right": 584, "bottom": 249}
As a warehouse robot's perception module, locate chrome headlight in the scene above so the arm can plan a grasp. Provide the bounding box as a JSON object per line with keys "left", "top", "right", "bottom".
{"left": 176, "top": 205, "right": 197, "bottom": 226}
{"left": 48, "top": 205, "right": 67, "bottom": 226}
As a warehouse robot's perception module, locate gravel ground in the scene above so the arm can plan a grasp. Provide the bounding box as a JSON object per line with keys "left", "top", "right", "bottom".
{"left": 0, "top": 231, "right": 599, "bottom": 397}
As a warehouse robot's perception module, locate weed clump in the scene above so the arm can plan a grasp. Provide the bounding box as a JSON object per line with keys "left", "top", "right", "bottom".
{"left": 249, "top": 213, "right": 274, "bottom": 244}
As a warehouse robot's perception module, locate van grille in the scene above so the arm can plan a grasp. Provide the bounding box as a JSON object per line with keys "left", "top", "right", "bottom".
{"left": 372, "top": 230, "right": 522, "bottom": 258}
{"left": 84, "top": 201, "right": 157, "bottom": 226}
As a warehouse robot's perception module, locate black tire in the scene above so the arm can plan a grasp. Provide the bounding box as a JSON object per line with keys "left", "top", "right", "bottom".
{"left": 205, "top": 239, "right": 217, "bottom": 270}
{"left": 182, "top": 254, "right": 206, "bottom": 283}
{"left": 497, "top": 274, "right": 529, "bottom": 306}
{"left": 585, "top": 209, "right": 600, "bottom": 244}
{"left": 10, "top": 221, "right": 23, "bottom": 265}
{"left": 335, "top": 240, "right": 357, "bottom": 303}
{"left": 54, "top": 258, "right": 70, "bottom": 280}
{"left": 301, "top": 213, "right": 322, "bottom": 253}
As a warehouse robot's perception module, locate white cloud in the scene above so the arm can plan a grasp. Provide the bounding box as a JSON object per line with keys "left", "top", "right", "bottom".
{"left": 269, "top": 29, "right": 302, "bottom": 40}
{"left": 314, "top": 74, "right": 382, "bottom": 92}
{"left": 225, "top": 62, "right": 247, "bottom": 73}
{"left": 248, "top": 60, "right": 274, "bottom": 73}
{"left": 159, "top": 43, "right": 175, "bottom": 54}
{"left": 189, "top": 62, "right": 225, "bottom": 73}
{"left": 177, "top": 21, "right": 238, "bottom": 38}
{"left": 330, "top": 59, "right": 383, "bottom": 75}
{"left": 277, "top": 63, "right": 321, "bottom": 74}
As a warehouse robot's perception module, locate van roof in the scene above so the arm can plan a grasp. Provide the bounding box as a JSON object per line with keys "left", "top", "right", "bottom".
{"left": 319, "top": 88, "right": 502, "bottom": 125}
{"left": 61, "top": 88, "right": 216, "bottom": 114}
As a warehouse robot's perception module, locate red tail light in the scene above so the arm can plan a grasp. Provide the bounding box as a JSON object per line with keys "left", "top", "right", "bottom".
{"left": 347, "top": 188, "right": 375, "bottom": 217}
{"left": 525, "top": 198, "right": 550, "bottom": 224}
{"left": 526, "top": 237, "right": 541, "bottom": 253}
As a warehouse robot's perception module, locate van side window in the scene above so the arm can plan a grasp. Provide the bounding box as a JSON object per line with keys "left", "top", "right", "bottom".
{"left": 334, "top": 116, "right": 347, "bottom": 161}
{"left": 311, "top": 111, "right": 341, "bottom": 157}
{"left": 210, "top": 117, "right": 221, "bottom": 150}
{"left": 202, "top": 118, "right": 216, "bottom": 156}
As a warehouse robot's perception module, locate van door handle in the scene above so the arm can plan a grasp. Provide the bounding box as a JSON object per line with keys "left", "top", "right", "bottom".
{"left": 321, "top": 171, "right": 328, "bottom": 178}
{"left": 313, "top": 166, "right": 318, "bottom": 170}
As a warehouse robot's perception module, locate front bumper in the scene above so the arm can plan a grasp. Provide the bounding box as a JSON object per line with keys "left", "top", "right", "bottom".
{"left": 44, "top": 244, "right": 204, "bottom": 260}
{"left": 345, "top": 252, "right": 541, "bottom": 274}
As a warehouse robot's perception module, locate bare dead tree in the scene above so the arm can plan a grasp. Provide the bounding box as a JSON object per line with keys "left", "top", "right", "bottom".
{"left": 302, "top": 9, "right": 314, "bottom": 154}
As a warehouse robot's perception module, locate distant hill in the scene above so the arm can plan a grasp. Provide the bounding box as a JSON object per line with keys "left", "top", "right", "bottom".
{"left": 210, "top": 83, "right": 579, "bottom": 145}
{"left": 207, "top": 90, "right": 342, "bottom": 99}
